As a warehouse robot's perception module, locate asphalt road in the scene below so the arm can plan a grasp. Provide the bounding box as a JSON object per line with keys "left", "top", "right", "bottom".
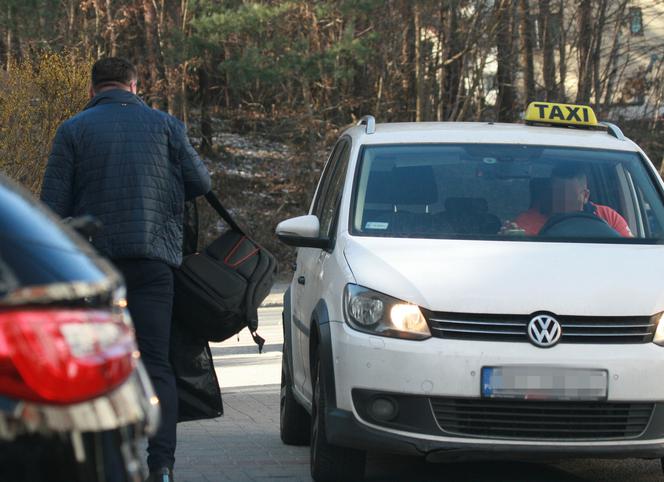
{"left": 174, "top": 305, "right": 664, "bottom": 482}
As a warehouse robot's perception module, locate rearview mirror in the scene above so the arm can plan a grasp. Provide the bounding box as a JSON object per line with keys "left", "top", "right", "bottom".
{"left": 275, "top": 215, "right": 331, "bottom": 250}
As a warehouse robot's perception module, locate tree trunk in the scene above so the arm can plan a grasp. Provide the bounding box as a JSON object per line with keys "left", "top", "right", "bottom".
{"left": 143, "top": 0, "right": 167, "bottom": 109}
{"left": 400, "top": 0, "right": 415, "bottom": 120}
{"left": 592, "top": 0, "right": 608, "bottom": 109}
{"left": 6, "top": 3, "right": 13, "bottom": 69}
{"left": 495, "top": 0, "right": 516, "bottom": 121}
{"left": 436, "top": 6, "right": 447, "bottom": 121}
{"left": 414, "top": 3, "right": 424, "bottom": 121}
{"left": 602, "top": 1, "right": 629, "bottom": 113}
{"left": 91, "top": 0, "right": 103, "bottom": 57}
{"left": 105, "top": 0, "right": 117, "bottom": 57}
{"left": 158, "top": 0, "right": 179, "bottom": 117}
{"left": 181, "top": 0, "right": 190, "bottom": 125}
{"left": 0, "top": 29, "right": 5, "bottom": 70}
{"left": 199, "top": 64, "right": 212, "bottom": 156}
{"left": 518, "top": 0, "right": 536, "bottom": 107}
{"left": 539, "top": 0, "right": 558, "bottom": 101}
{"left": 557, "top": 0, "right": 567, "bottom": 102}
{"left": 576, "top": 0, "right": 593, "bottom": 103}
{"left": 5, "top": 3, "right": 23, "bottom": 67}
{"left": 442, "top": 1, "right": 462, "bottom": 120}
{"left": 66, "top": 0, "right": 76, "bottom": 46}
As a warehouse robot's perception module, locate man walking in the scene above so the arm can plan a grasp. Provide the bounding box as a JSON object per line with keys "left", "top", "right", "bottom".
{"left": 40, "top": 57, "right": 211, "bottom": 482}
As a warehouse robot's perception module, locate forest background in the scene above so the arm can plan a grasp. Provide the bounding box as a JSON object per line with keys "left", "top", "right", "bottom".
{"left": 1, "top": 0, "right": 663, "bottom": 271}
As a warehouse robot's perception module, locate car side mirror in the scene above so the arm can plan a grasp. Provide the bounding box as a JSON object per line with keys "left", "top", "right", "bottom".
{"left": 275, "top": 215, "right": 332, "bottom": 250}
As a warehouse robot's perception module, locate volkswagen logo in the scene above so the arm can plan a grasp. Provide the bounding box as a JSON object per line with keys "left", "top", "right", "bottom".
{"left": 527, "top": 314, "right": 562, "bottom": 347}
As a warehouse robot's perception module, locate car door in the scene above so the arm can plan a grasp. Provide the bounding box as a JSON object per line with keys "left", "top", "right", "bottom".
{"left": 296, "top": 139, "right": 351, "bottom": 400}
{"left": 290, "top": 139, "right": 349, "bottom": 396}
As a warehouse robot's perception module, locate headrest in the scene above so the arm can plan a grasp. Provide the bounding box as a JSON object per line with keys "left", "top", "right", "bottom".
{"left": 444, "top": 197, "right": 488, "bottom": 214}
{"left": 529, "top": 177, "right": 552, "bottom": 212}
{"left": 530, "top": 177, "right": 551, "bottom": 194}
{"left": 364, "top": 170, "right": 394, "bottom": 204}
{"left": 391, "top": 166, "right": 438, "bottom": 205}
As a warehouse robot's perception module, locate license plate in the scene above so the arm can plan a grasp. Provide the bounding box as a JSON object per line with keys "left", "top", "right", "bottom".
{"left": 481, "top": 366, "right": 608, "bottom": 401}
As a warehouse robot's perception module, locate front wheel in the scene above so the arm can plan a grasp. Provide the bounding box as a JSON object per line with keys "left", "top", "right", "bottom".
{"left": 310, "top": 349, "right": 366, "bottom": 482}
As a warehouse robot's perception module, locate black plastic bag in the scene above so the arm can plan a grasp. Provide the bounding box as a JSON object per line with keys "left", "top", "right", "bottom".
{"left": 170, "top": 318, "right": 223, "bottom": 422}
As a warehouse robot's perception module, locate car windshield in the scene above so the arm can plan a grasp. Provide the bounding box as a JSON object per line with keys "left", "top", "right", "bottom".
{"left": 352, "top": 144, "right": 664, "bottom": 242}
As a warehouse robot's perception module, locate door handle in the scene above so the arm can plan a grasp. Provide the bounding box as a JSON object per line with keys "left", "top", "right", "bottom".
{"left": 297, "top": 276, "right": 306, "bottom": 285}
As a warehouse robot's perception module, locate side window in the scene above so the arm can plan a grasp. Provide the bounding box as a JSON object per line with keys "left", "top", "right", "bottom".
{"left": 311, "top": 141, "right": 345, "bottom": 216}
{"left": 636, "top": 185, "right": 662, "bottom": 237}
{"left": 317, "top": 142, "right": 351, "bottom": 238}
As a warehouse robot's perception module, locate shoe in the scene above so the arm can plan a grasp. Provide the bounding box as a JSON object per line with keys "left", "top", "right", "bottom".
{"left": 144, "top": 467, "right": 174, "bottom": 482}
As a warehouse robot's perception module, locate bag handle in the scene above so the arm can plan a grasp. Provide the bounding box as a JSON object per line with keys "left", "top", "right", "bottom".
{"left": 204, "top": 191, "right": 245, "bottom": 235}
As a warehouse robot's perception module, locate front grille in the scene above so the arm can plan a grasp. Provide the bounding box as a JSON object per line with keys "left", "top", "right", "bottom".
{"left": 426, "top": 312, "right": 657, "bottom": 344}
{"left": 431, "top": 398, "right": 654, "bottom": 440}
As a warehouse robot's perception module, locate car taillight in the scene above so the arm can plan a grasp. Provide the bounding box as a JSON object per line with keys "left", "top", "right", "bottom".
{"left": 0, "top": 309, "right": 137, "bottom": 404}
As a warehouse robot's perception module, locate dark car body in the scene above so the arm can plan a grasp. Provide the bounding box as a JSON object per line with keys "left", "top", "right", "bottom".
{"left": 0, "top": 175, "right": 158, "bottom": 482}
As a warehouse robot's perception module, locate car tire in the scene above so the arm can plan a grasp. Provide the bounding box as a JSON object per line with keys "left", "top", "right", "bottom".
{"left": 280, "top": 342, "right": 311, "bottom": 445}
{"left": 310, "top": 349, "right": 366, "bottom": 482}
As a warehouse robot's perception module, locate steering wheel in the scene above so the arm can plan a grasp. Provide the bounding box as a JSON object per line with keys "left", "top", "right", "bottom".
{"left": 538, "top": 212, "right": 622, "bottom": 238}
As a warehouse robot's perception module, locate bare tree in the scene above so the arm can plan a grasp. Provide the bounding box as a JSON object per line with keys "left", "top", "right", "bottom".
{"left": 519, "top": 0, "right": 536, "bottom": 106}
{"left": 576, "top": 0, "right": 593, "bottom": 103}
{"left": 495, "top": 0, "right": 517, "bottom": 121}
{"left": 414, "top": 2, "right": 425, "bottom": 121}
{"left": 198, "top": 62, "right": 212, "bottom": 156}
{"left": 540, "top": 0, "right": 558, "bottom": 101}
{"left": 143, "top": 0, "right": 167, "bottom": 109}
{"left": 105, "top": 0, "right": 117, "bottom": 57}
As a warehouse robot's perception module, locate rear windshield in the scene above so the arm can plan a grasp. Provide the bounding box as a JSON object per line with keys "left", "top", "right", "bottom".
{"left": 351, "top": 144, "right": 664, "bottom": 242}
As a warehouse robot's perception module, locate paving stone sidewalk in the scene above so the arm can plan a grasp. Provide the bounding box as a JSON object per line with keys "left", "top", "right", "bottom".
{"left": 175, "top": 385, "right": 309, "bottom": 482}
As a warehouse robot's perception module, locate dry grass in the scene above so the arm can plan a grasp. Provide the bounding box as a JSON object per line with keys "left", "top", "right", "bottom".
{"left": 0, "top": 51, "right": 91, "bottom": 193}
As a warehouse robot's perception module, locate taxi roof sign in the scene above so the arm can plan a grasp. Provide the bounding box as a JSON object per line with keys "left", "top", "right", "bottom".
{"left": 525, "top": 102, "right": 598, "bottom": 127}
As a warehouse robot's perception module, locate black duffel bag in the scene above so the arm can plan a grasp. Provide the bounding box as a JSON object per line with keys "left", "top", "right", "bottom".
{"left": 172, "top": 191, "right": 277, "bottom": 351}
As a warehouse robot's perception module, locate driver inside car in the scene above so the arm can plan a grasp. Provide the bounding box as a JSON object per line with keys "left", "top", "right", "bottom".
{"left": 510, "top": 164, "right": 633, "bottom": 237}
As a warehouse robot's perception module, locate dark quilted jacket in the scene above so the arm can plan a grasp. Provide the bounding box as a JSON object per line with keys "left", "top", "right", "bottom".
{"left": 40, "top": 89, "right": 211, "bottom": 267}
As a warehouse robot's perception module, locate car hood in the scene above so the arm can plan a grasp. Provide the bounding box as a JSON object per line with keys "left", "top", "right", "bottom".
{"left": 343, "top": 237, "right": 664, "bottom": 316}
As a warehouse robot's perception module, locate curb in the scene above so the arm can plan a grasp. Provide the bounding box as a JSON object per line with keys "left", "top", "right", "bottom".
{"left": 260, "top": 283, "right": 288, "bottom": 308}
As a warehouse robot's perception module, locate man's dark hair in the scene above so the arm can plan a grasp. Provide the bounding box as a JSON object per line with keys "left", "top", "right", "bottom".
{"left": 91, "top": 57, "right": 137, "bottom": 89}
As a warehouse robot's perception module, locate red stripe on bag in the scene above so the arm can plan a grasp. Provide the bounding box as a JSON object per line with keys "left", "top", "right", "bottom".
{"left": 224, "top": 236, "right": 260, "bottom": 268}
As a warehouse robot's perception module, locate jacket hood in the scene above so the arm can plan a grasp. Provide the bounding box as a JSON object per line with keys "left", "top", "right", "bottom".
{"left": 343, "top": 236, "right": 664, "bottom": 317}
{"left": 84, "top": 89, "right": 145, "bottom": 110}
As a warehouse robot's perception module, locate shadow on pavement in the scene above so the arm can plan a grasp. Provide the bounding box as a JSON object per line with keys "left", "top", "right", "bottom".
{"left": 365, "top": 457, "right": 590, "bottom": 482}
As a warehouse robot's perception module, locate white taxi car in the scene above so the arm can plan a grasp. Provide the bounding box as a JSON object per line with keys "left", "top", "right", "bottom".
{"left": 276, "top": 103, "right": 664, "bottom": 481}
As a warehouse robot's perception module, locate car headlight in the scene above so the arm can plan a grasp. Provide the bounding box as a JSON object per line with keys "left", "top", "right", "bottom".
{"left": 343, "top": 284, "right": 431, "bottom": 340}
{"left": 653, "top": 313, "right": 664, "bottom": 346}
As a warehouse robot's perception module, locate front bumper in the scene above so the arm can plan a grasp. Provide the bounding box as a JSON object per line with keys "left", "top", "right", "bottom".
{"left": 331, "top": 320, "right": 664, "bottom": 407}
{"left": 326, "top": 406, "right": 664, "bottom": 461}
{"left": 327, "top": 321, "right": 664, "bottom": 458}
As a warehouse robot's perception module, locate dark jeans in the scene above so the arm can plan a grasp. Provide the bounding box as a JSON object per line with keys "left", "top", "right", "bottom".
{"left": 114, "top": 259, "right": 177, "bottom": 471}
